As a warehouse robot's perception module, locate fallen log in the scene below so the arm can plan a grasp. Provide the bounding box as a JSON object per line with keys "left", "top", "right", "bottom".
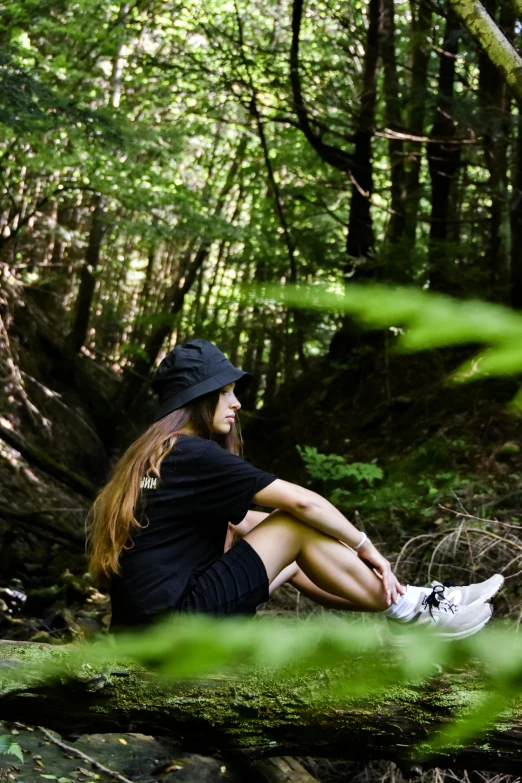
{"left": 0, "top": 504, "right": 85, "bottom": 550}
{"left": 1, "top": 642, "right": 522, "bottom": 774}
{"left": 250, "top": 756, "right": 320, "bottom": 782}
{"left": 0, "top": 423, "right": 96, "bottom": 499}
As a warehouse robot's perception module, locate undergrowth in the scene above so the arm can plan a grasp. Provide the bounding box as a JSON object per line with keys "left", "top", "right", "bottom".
{"left": 296, "top": 426, "right": 522, "bottom": 627}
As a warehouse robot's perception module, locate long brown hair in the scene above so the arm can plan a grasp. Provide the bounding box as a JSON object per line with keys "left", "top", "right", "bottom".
{"left": 87, "top": 389, "right": 242, "bottom": 582}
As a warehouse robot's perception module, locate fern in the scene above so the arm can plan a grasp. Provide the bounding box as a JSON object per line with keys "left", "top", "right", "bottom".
{"left": 297, "top": 445, "right": 383, "bottom": 486}
{"left": 0, "top": 735, "right": 23, "bottom": 763}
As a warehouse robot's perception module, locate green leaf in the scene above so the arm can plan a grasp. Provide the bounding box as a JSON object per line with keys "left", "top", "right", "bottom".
{"left": 0, "top": 735, "right": 24, "bottom": 762}
{"left": 263, "top": 283, "right": 522, "bottom": 405}
{"left": 454, "top": 346, "right": 522, "bottom": 382}
{"left": 297, "top": 446, "right": 383, "bottom": 486}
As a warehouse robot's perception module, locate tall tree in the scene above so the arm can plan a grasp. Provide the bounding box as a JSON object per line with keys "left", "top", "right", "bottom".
{"left": 403, "top": 0, "right": 432, "bottom": 244}
{"left": 427, "top": 11, "right": 462, "bottom": 291}
{"left": 345, "top": 0, "right": 384, "bottom": 272}
{"left": 478, "top": 0, "right": 514, "bottom": 294}
{"left": 67, "top": 194, "right": 106, "bottom": 352}
{"left": 382, "top": 0, "right": 407, "bottom": 247}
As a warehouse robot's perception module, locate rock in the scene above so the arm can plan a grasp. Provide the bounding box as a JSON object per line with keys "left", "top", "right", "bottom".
{"left": 74, "top": 615, "right": 102, "bottom": 638}
{"left": 29, "top": 630, "right": 54, "bottom": 643}
{"left": 0, "top": 587, "right": 27, "bottom": 615}
{"left": 25, "top": 585, "right": 63, "bottom": 615}
{"left": 60, "top": 570, "right": 93, "bottom": 601}
{"left": 495, "top": 442, "right": 520, "bottom": 460}
{"left": 161, "top": 753, "right": 242, "bottom": 782}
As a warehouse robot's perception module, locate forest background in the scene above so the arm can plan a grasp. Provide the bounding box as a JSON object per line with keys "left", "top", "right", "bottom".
{"left": 4, "top": 0, "right": 522, "bottom": 780}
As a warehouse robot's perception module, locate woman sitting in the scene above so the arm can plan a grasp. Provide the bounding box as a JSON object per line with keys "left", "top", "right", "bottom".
{"left": 88, "top": 339, "right": 502, "bottom": 637}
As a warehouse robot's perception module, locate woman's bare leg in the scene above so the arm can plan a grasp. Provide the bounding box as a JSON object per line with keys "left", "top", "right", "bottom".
{"left": 245, "top": 510, "right": 389, "bottom": 612}
{"left": 269, "top": 562, "right": 358, "bottom": 609}
{"left": 290, "top": 566, "right": 360, "bottom": 609}
{"left": 269, "top": 563, "right": 299, "bottom": 595}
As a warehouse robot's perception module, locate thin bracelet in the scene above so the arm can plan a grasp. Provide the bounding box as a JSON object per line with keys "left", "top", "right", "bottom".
{"left": 354, "top": 532, "right": 368, "bottom": 550}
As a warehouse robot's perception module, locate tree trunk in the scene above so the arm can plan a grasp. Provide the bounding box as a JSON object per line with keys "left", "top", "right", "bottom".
{"left": 37, "top": 201, "right": 77, "bottom": 306}
{"left": 448, "top": 0, "right": 522, "bottom": 105}
{"left": 67, "top": 194, "right": 106, "bottom": 353}
{"left": 198, "top": 240, "right": 227, "bottom": 328}
{"left": 478, "top": 0, "right": 514, "bottom": 295}
{"left": 262, "top": 333, "right": 282, "bottom": 407}
{"left": 345, "top": 0, "right": 384, "bottom": 273}
{"left": 240, "top": 262, "right": 266, "bottom": 410}
{"left": 290, "top": 0, "right": 353, "bottom": 174}
{"left": 382, "top": 0, "right": 407, "bottom": 248}
{"left": 0, "top": 423, "right": 96, "bottom": 498}
{"left": 129, "top": 244, "right": 157, "bottom": 349}
{"left": 228, "top": 262, "right": 253, "bottom": 366}
{"left": 328, "top": 0, "right": 384, "bottom": 358}
{"left": 511, "top": 111, "right": 522, "bottom": 308}
{"left": 427, "top": 12, "right": 462, "bottom": 291}
{"left": 403, "top": 0, "right": 432, "bottom": 243}
{"left": 2, "top": 643, "right": 522, "bottom": 774}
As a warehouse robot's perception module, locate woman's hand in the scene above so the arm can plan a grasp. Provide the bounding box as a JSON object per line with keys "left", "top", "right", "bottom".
{"left": 356, "top": 539, "right": 405, "bottom": 605}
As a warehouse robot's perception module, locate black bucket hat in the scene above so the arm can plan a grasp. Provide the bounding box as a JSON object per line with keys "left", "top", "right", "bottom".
{"left": 151, "top": 338, "right": 252, "bottom": 421}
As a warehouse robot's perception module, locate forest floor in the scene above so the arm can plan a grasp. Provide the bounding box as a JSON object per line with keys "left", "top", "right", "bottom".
{"left": 0, "top": 724, "right": 200, "bottom": 783}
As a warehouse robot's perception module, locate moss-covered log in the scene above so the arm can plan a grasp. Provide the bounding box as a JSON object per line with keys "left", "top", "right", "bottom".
{"left": 1, "top": 642, "right": 522, "bottom": 774}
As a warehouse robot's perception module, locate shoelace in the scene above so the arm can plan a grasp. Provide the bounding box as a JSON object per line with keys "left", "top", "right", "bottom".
{"left": 422, "top": 584, "right": 458, "bottom": 616}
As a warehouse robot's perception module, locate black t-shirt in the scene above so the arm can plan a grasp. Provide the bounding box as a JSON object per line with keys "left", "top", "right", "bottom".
{"left": 110, "top": 435, "right": 277, "bottom": 627}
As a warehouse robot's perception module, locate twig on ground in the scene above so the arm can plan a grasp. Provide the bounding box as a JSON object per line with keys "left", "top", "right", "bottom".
{"left": 439, "top": 503, "right": 522, "bottom": 530}
{"left": 36, "top": 725, "right": 136, "bottom": 783}
{"left": 396, "top": 503, "right": 522, "bottom": 586}
{"left": 450, "top": 490, "right": 468, "bottom": 516}
{"left": 394, "top": 530, "right": 450, "bottom": 570}
{"left": 439, "top": 503, "right": 499, "bottom": 526}
{"left": 445, "top": 524, "right": 522, "bottom": 554}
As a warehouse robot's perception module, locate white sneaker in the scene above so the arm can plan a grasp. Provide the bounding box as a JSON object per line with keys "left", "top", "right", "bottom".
{"left": 387, "top": 585, "right": 493, "bottom": 644}
{"left": 431, "top": 574, "right": 504, "bottom": 606}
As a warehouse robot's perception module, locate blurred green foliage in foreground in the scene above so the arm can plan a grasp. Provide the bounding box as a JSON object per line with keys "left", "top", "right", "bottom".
{"left": 266, "top": 283, "right": 522, "bottom": 407}
{"left": 4, "top": 616, "right": 522, "bottom": 759}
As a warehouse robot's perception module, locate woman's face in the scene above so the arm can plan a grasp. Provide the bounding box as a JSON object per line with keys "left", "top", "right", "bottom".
{"left": 212, "top": 383, "right": 241, "bottom": 434}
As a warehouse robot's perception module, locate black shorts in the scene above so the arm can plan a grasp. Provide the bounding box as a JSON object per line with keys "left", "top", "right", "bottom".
{"left": 174, "top": 538, "right": 269, "bottom": 617}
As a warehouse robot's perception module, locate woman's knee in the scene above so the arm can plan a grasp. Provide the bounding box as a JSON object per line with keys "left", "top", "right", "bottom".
{"left": 244, "top": 512, "right": 311, "bottom": 581}
{"left": 259, "top": 509, "right": 317, "bottom": 536}
{"left": 245, "top": 510, "right": 304, "bottom": 549}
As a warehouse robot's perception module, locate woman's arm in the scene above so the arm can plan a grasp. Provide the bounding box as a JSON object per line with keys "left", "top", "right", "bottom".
{"left": 253, "top": 479, "right": 404, "bottom": 604}
{"left": 254, "top": 480, "right": 367, "bottom": 548}
{"left": 232, "top": 510, "right": 270, "bottom": 538}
